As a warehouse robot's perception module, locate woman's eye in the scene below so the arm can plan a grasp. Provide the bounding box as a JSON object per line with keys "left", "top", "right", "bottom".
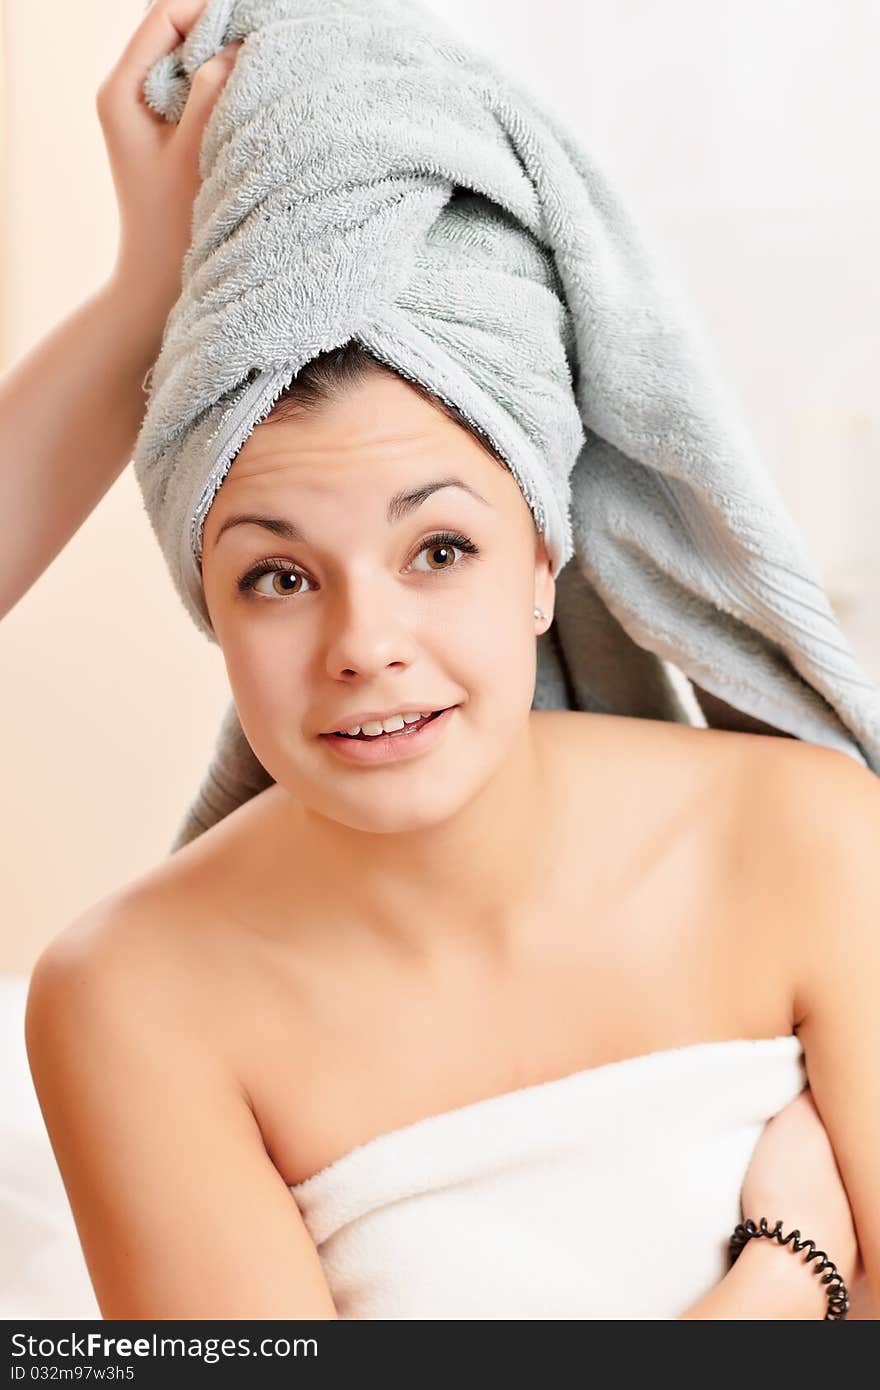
{"left": 240, "top": 563, "right": 312, "bottom": 599}
{"left": 409, "top": 532, "right": 477, "bottom": 573}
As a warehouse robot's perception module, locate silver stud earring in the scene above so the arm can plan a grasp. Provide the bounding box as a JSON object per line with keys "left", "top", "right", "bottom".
{"left": 534, "top": 607, "right": 544, "bottom": 620}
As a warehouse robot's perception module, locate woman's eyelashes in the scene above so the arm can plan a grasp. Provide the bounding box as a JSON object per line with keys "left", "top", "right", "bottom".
{"left": 235, "top": 530, "right": 480, "bottom": 601}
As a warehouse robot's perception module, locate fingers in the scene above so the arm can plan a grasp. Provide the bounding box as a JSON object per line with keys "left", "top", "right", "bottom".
{"left": 176, "top": 41, "right": 244, "bottom": 143}
{"left": 100, "top": 1, "right": 213, "bottom": 99}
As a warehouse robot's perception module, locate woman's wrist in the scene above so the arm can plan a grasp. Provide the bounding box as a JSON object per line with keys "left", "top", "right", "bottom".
{"left": 730, "top": 1230, "right": 829, "bottom": 1319}
{"left": 679, "top": 1234, "right": 828, "bottom": 1319}
{"left": 99, "top": 270, "right": 180, "bottom": 372}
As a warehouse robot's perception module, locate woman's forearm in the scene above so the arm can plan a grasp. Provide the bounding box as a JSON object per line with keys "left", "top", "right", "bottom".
{"left": 679, "top": 1237, "right": 829, "bottom": 1319}
{"left": 0, "top": 278, "right": 164, "bottom": 621}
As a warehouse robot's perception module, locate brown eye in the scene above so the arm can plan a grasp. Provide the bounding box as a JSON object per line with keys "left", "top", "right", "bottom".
{"left": 262, "top": 570, "right": 310, "bottom": 597}
{"left": 241, "top": 563, "right": 313, "bottom": 599}
{"left": 410, "top": 531, "right": 478, "bottom": 574}
{"left": 423, "top": 542, "right": 459, "bottom": 570}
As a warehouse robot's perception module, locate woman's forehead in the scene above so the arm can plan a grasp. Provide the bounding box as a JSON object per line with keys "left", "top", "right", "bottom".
{"left": 212, "top": 395, "right": 514, "bottom": 519}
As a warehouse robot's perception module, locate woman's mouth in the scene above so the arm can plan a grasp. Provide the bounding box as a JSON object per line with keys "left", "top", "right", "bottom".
{"left": 319, "top": 706, "right": 458, "bottom": 765}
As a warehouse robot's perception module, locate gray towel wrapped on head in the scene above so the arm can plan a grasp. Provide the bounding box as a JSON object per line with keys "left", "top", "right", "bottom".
{"left": 134, "top": 0, "right": 880, "bottom": 853}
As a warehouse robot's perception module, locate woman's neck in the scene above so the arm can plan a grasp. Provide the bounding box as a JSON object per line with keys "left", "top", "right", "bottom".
{"left": 270, "top": 713, "right": 563, "bottom": 966}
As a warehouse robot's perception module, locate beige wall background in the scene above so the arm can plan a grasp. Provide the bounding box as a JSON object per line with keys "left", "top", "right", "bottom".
{"left": 2, "top": 0, "right": 879, "bottom": 974}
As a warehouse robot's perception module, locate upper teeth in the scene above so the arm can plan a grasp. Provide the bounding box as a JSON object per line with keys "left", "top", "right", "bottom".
{"left": 336, "top": 711, "right": 435, "bottom": 737}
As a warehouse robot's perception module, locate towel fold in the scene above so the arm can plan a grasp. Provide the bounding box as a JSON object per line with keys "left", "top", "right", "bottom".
{"left": 287, "top": 1035, "right": 806, "bottom": 1319}
{"left": 133, "top": 0, "right": 880, "bottom": 852}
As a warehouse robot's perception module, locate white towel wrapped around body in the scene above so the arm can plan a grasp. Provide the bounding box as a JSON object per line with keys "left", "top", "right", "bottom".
{"left": 289, "top": 1035, "right": 807, "bottom": 1319}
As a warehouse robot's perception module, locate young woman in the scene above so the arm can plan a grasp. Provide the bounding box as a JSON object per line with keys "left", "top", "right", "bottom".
{"left": 7, "top": 2, "right": 879, "bottom": 1319}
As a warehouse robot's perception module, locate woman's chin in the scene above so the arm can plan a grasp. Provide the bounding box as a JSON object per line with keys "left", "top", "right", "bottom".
{"left": 327, "top": 799, "right": 462, "bottom": 837}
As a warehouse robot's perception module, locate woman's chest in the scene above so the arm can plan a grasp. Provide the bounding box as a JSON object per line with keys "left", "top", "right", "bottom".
{"left": 224, "top": 736, "right": 794, "bottom": 1187}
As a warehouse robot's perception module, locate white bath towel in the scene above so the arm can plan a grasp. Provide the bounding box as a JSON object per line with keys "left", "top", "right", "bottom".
{"left": 289, "top": 1035, "right": 808, "bottom": 1319}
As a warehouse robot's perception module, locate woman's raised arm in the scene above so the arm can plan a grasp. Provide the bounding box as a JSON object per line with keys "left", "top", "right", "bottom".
{"left": 0, "top": 1, "right": 240, "bottom": 621}
{"left": 0, "top": 283, "right": 164, "bottom": 621}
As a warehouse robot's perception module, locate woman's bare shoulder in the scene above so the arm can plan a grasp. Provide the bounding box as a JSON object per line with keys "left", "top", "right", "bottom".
{"left": 31, "top": 868, "right": 255, "bottom": 1119}
{"left": 731, "top": 736, "right": 876, "bottom": 852}
{"left": 538, "top": 706, "right": 796, "bottom": 802}
{"left": 718, "top": 736, "right": 880, "bottom": 1009}
{"left": 757, "top": 741, "right": 880, "bottom": 937}
{"left": 34, "top": 876, "right": 197, "bottom": 1000}
{"left": 552, "top": 712, "right": 865, "bottom": 906}
{"left": 36, "top": 824, "right": 245, "bottom": 1010}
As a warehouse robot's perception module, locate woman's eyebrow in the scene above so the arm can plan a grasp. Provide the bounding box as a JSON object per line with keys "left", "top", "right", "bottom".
{"left": 212, "top": 476, "right": 492, "bottom": 549}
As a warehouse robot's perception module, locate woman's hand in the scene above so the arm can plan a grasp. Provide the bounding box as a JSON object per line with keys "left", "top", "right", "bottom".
{"left": 741, "top": 1086, "right": 861, "bottom": 1312}
{"left": 97, "top": 1, "right": 242, "bottom": 319}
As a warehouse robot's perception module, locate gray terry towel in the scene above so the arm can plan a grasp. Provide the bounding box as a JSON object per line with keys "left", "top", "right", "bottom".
{"left": 133, "top": 0, "right": 880, "bottom": 853}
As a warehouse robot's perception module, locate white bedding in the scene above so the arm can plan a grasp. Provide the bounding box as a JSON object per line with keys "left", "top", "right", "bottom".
{"left": 0, "top": 975, "right": 99, "bottom": 1319}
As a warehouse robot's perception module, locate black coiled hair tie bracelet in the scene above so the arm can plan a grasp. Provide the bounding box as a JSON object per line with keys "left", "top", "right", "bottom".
{"left": 729, "top": 1217, "right": 850, "bottom": 1319}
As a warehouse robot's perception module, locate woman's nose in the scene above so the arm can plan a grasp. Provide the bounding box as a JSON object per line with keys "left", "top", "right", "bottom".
{"left": 321, "top": 581, "right": 419, "bottom": 680}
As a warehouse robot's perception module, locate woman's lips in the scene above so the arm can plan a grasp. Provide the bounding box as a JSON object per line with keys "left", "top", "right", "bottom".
{"left": 319, "top": 705, "right": 458, "bottom": 765}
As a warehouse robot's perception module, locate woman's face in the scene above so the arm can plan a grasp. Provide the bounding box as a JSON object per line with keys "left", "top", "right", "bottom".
{"left": 200, "top": 368, "right": 555, "bottom": 834}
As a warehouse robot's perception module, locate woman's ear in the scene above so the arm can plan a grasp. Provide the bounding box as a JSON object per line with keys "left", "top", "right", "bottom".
{"left": 533, "top": 534, "right": 555, "bottom": 628}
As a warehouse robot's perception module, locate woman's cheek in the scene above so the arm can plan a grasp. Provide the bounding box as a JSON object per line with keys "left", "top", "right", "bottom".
{"left": 223, "top": 631, "right": 302, "bottom": 739}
